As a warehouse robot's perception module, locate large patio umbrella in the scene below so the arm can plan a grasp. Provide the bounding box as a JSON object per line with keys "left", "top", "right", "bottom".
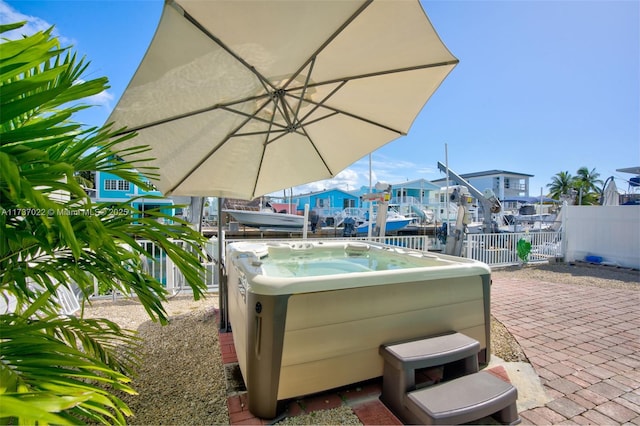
{"left": 107, "top": 0, "right": 458, "bottom": 200}
{"left": 601, "top": 177, "right": 619, "bottom": 206}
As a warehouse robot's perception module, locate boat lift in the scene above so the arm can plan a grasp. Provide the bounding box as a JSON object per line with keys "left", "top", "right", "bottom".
{"left": 360, "top": 182, "right": 393, "bottom": 237}
{"left": 437, "top": 162, "right": 501, "bottom": 233}
{"left": 437, "top": 162, "right": 502, "bottom": 256}
{"left": 444, "top": 186, "right": 472, "bottom": 257}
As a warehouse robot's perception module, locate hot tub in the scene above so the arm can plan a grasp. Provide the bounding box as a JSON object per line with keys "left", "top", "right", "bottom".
{"left": 225, "top": 240, "right": 492, "bottom": 418}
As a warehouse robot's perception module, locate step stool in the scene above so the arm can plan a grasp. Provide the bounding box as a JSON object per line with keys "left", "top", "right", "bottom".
{"left": 379, "top": 332, "right": 481, "bottom": 419}
{"left": 404, "top": 371, "right": 520, "bottom": 425}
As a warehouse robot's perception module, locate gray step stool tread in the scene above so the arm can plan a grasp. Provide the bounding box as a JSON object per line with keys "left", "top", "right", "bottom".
{"left": 381, "top": 332, "right": 480, "bottom": 369}
{"left": 405, "top": 371, "right": 519, "bottom": 425}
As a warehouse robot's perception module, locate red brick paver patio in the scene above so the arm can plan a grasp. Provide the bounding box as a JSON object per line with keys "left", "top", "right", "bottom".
{"left": 491, "top": 276, "right": 640, "bottom": 425}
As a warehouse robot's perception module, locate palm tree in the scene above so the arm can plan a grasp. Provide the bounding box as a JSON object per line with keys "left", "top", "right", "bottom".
{"left": 574, "top": 167, "right": 603, "bottom": 205}
{"left": 547, "top": 171, "right": 574, "bottom": 199}
{"left": 1, "top": 22, "right": 208, "bottom": 424}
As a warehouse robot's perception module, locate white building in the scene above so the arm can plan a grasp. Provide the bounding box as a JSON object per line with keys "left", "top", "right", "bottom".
{"left": 432, "top": 169, "right": 533, "bottom": 200}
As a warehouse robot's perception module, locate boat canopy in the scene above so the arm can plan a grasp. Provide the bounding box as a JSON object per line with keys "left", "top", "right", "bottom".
{"left": 501, "top": 196, "right": 559, "bottom": 204}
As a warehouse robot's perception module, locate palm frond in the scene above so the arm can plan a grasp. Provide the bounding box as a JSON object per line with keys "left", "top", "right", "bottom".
{"left": 1, "top": 21, "right": 209, "bottom": 423}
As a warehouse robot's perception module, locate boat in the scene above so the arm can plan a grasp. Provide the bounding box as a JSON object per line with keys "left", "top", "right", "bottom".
{"left": 496, "top": 202, "right": 560, "bottom": 233}
{"left": 497, "top": 212, "right": 558, "bottom": 233}
{"left": 356, "top": 214, "right": 411, "bottom": 234}
{"left": 224, "top": 206, "right": 306, "bottom": 229}
{"left": 334, "top": 207, "right": 411, "bottom": 236}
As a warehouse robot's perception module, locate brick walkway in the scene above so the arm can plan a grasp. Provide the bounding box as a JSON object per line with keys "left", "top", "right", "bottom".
{"left": 491, "top": 277, "right": 640, "bottom": 424}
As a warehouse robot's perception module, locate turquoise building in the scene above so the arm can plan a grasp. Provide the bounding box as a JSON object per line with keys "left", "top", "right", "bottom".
{"left": 288, "top": 188, "right": 361, "bottom": 212}
{"left": 94, "top": 171, "right": 176, "bottom": 216}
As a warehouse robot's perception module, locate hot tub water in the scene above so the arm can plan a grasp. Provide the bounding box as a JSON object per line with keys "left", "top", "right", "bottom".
{"left": 259, "top": 243, "right": 448, "bottom": 277}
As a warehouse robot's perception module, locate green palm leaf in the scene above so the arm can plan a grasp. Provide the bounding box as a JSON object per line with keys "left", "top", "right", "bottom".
{"left": 1, "top": 21, "right": 209, "bottom": 424}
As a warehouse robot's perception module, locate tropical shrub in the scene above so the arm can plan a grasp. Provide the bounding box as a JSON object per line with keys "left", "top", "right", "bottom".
{"left": 516, "top": 237, "right": 531, "bottom": 263}
{"left": 1, "top": 22, "right": 208, "bottom": 424}
{"left": 547, "top": 167, "right": 603, "bottom": 205}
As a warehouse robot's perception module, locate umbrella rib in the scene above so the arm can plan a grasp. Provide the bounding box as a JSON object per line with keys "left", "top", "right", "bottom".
{"left": 175, "top": 3, "right": 277, "bottom": 93}
{"left": 251, "top": 136, "right": 271, "bottom": 200}
{"left": 233, "top": 129, "right": 288, "bottom": 138}
{"left": 166, "top": 98, "right": 276, "bottom": 195}
{"left": 302, "top": 95, "right": 405, "bottom": 136}
{"left": 283, "top": 0, "right": 373, "bottom": 90}
{"left": 250, "top": 91, "right": 282, "bottom": 198}
{"left": 112, "top": 93, "right": 273, "bottom": 136}
{"left": 291, "top": 60, "right": 460, "bottom": 93}
{"left": 286, "top": 60, "right": 459, "bottom": 135}
{"left": 220, "top": 106, "right": 288, "bottom": 131}
{"left": 286, "top": 79, "right": 405, "bottom": 136}
{"left": 295, "top": 79, "right": 347, "bottom": 125}
{"left": 263, "top": 128, "right": 306, "bottom": 146}
{"left": 291, "top": 57, "right": 316, "bottom": 126}
{"left": 297, "top": 126, "right": 334, "bottom": 176}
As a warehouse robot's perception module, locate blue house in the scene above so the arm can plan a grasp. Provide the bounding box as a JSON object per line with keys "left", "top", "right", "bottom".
{"left": 94, "top": 171, "right": 175, "bottom": 216}
{"left": 288, "top": 188, "right": 361, "bottom": 212}
{"left": 282, "top": 188, "right": 359, "bottom": 227}
{"left": 390, "top": 178, "right": 440, "bottom": 205}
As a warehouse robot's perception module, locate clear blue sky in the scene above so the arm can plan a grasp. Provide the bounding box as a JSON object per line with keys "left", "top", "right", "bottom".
{"left": 2, "top": 0, "right": 638, "bottom": 197}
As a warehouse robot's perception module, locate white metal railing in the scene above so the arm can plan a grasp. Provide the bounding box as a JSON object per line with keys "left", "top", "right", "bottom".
{"left": 89, "top": 230, "right": 563, "bottom": 300}
{"left": 90, "top": 239, "right": 219, "bottom": 299}
{"left": 224, "top": 231, "right": 563, "bottom": 268}
{"left": 225, "top": 235, "right": 432, "bottom": 252}
{"left": 465, "top": 231, "right": 563, "bottom": 266}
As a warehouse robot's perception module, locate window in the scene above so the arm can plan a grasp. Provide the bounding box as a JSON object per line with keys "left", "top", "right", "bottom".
{"left": 104, "top": 179, "right": 130, "bottom": 192}
{"left": 104, "top": 179, "right": 117, "bottom": 191}
{"left": 343, "top": 199, "right": 355, "bottom": 208}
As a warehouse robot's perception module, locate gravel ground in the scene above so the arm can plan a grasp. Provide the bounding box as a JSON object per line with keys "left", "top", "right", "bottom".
{"left": 82, "top": 262, "right": 638, "bottom": 425}
{"left": 491, "top": 261, "right": 639, "bottom": 291}
{"left": 83, "top": 295, "right": 225, "bottom": 425}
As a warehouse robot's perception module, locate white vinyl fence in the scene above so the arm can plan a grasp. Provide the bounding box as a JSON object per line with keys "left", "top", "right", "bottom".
{"left": 464, "top": 231, "right": 563, "bottom": 266}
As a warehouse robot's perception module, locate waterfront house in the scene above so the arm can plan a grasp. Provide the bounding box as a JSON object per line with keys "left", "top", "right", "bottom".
{"left": 431, "top": 169, "right": 533, "bottom": 201}
{"left": 94, "top": 171, "right": 176, "bottom": 216}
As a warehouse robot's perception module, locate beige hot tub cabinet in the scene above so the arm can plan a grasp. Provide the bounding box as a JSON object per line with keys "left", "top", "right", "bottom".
{"left": 225, "top": 241, "right": 492, "bottom": 419}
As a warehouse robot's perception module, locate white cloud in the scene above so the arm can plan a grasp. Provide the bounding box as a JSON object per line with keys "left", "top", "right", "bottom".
{"left": 285, "top": 154, "right": 440, "bottom": 196}
{"left": 0, "top": 1, "right": 73, "bottom": 45}
{"left": 294, "top": 168, "right": 365, "bottom": 194}
{"left": 85, "top": 86, "right": 115, "bottom": 110}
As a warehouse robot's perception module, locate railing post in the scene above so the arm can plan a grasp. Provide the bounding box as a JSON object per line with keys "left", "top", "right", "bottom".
{"left": 93, "top": 276, "right": 99, "bottom": 298}
{"left": 465, "top": 234, "right": 473, "bottom": 259}
{"left": 165, "top": 254, "right": 175, "bottom": 295}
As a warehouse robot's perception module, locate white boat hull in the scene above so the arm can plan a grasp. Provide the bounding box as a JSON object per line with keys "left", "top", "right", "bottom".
{"left": 224, "top": 209, "right": 305, "bottom": 228}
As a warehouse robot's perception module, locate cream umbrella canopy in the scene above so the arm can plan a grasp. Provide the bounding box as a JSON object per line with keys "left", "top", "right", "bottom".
{"left": 107, "top": 0, "right": 458, "bottom": 200}
{"left": 602, "top": 177, "right": 619, "bottom": 206}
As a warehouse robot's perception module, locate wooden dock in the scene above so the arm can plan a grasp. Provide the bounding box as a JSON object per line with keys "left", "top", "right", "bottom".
{"left": 202, "top": 224, "right": 437, "bottom": 240}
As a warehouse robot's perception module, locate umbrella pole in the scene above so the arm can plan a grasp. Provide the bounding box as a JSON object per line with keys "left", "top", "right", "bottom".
{"left": 218, "top": 198, "right": 229, "bottom": 331}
